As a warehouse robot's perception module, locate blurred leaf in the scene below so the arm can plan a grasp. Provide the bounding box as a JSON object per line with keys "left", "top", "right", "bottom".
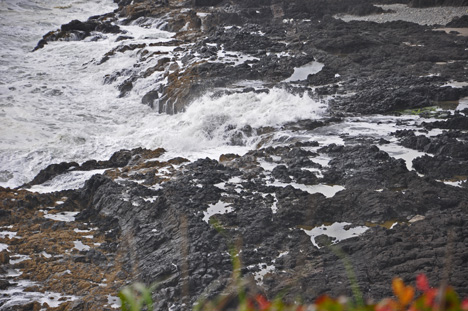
{"left": 416, "top": 274, "right": 430, "bottom": 292}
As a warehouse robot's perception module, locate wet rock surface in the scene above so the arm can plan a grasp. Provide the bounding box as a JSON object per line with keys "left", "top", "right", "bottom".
{"left": 4, "top": 0, "right": 468, "bottom": 310}
{"left": 3, "top": 134, "right": 468, "bottom": 309}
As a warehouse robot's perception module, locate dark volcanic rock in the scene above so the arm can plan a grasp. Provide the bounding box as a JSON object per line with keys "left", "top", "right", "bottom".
{"left": 33, "top": 15, "right": 122, "bottom": 51}
{"left": 294, "top": 210, "right": 468, "bottom": 300}
{"left": 61, "top": 19, "right": 98, "bottom": 33}
{"left": 320, "top": 144, "right": 411, "bottom": 189}
{"left": 0, "top": 279, "right": 11, "bottom": 290}
{"left": 193, "top": 0, "right": 224, "bottom": 6}
{"left": 346, "top": 3, "right": 387, "bottom": 16}
{"left": 8, "top": 135, "right": 468, "bottom": 309}
{"left": 396, "top": 130, "right": 468, "bottom": 179}
{"left": 423, "top": 114, "right": 468, "bottom": 130}
{"left": 141, "top": 90, "right": 160, "bottom": 108}
{"left": 410, "top": 0, "right": 468, "bottom": 7}
{"left": 23, "top": 148, "right": 166, "bottom": 187}
{"left": 62, "top": 143, "right": 468, "bottom": 307}
{"left": 412, "top": 154, "right": 468, "bottom": 179}
{"left": 330, "top": 77, "right": 460, "bottom": 114}
{"left": 27, "top": 161, "right": 79, "bottom": 186}
{"left": 446, "top": 15, "right": 468, "bottom": 27}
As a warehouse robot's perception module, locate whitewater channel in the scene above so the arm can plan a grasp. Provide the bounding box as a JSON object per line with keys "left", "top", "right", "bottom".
{"left": 1, "top": 0, "right": 466, "bottom": 192}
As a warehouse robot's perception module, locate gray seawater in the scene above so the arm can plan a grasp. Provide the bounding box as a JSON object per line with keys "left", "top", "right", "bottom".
{"left": 0, "top": 0, "right": 119, "bottom": 187}
{"left": 0, "top": 0, "right": 331, "bottom": 189}
{"left": 0, "top": 0, "right": 450, "bottom": 193}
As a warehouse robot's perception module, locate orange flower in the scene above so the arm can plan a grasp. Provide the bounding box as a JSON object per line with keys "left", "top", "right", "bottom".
{"left": 392, "top": 278, "right": 414, "bottom": 306}
{"left": 392, "top": 278, "right": 404, "bottom": 297}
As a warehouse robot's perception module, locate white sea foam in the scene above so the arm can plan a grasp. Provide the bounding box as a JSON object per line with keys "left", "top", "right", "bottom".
{"left": 166, "top": 89, "right": 327, "bottom": 151}
{"left": 213, "top": 45, "right": 260, "bottom": 66}
{"left": 1, "top": 34, "right": 326, "bottom": 190}
{"left": 43, "top": 211, "right": 79, "bottom": 222}
{"left": 283, "top": 61, "right": 324, "bottom": 82}
{"left": 249, "top": 251, "right": 287, "bottom": 286}
{"left": 440, "top": 180, "right": 464, "bottom": 188}
{"left": 73, "top": 240, "right": 91, "bottom": 251}
{"left": 203, "top": 201, "right": 233, "bottom": 223}
{"left": 107, "top": 295, "right": 121, "bottom": 309}
{"left": 312, "top": 115, "right": 419, "bottom": 140}
{"left": 0, "top": 231, "right": 18, "bottom": 239}
{"left": 0, "top": 0, "right": 331, "bottom": 190}
{"left": 41, "top": 251, "right": 52, "bottom": 258}
{"left": 252, "top": 263, "right": 276, "bottom": 286}
{"left": 302, "top": 222, "right": 370, "bottom": 248}
{"left": 457, "top": 97, "right": 468, "bottom": 111}
{"left": 10, "top": 254, "right": 31, "bottom": 264}
{"left": 0, "top": 279, "right": 76, "bottom": 309}
{"left": 269, "top": 181, "right": 345, "bottom": 198}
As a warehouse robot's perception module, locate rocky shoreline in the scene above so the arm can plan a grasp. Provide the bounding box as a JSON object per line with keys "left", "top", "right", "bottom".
{"left": 2, "top": 0, "right": 468, "bottom": 310}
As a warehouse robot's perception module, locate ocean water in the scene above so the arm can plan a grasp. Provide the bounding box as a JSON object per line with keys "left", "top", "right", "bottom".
{"left": 0, "top": 0, "right": 454, "bottom": 191}
{"left": 0, "top": 0, "right": 328, "bottom": 188}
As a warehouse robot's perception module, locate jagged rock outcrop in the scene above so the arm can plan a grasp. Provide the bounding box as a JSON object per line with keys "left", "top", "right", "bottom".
{"left": 410, "top": 0, "right": 468, "bottom": 7}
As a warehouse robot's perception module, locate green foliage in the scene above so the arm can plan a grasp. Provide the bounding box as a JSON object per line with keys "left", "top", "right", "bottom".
{"left": 119, "top": 274, "right": 468, "bottom": 311}
{"left": 119, "top": 282, "right": 157, "bottom": 311}
{"left": 397, "top": 106, "right": 437, "bottom": 116}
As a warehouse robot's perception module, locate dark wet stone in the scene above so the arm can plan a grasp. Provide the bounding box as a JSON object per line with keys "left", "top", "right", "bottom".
{"left": 446, "top": 15, "right": 468, "bottom": 27}
{"left": 410, "top": 0, "right": 468, "bottom": 7}
{"left": 61, "top": 20, "right": 97, "bottom": 33}
{"left": 142, "top": 90, "right": 159, "bottom": 108}
{"left": 193, "top": 0, "right": 223, "bottom": 6}
{"left": 118, "top": 79, "right": 134, "bottom": 98}
{"left": 8, "top": 301, "right": 42, "bottom": 311}
{"left": 0, "top": 280, "right": 11, "bottom": 290}
{"left": 315, "top": 234, "right": 336, "bottom": 247}
{"left": 424, "top": 115, "right": 468, "bottom": 130}
{"left": 26, "top": 162, "right": 79, "bottom": 186}
{"left": 272, "top": 165, "right": 292, "bottom": 183}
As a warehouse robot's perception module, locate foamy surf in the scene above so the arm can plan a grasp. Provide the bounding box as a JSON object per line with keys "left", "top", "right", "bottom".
{"left": 1, "top": 83, "right": 327, "bottom": 188}
{"left": 0, "top": 0, "right": 329, "bottom": 189}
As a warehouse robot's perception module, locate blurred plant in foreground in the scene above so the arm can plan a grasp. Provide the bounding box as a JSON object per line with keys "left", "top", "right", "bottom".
{"left": 119, "top": 282, "right": 157, "bottom": 311}
{"left": 119, "top": 274, "right": 468, "bottom": 311}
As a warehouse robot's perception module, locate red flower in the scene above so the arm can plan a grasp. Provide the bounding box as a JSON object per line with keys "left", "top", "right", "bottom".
{"left": 315, "top": 295, "right": 331, "bottom": 305}
{"left": 461, "top": 298, "right": 468, "bottom": 311}
{"left": 422, "top": 288, "right": 437, "bottom": 307}
{"left": 416, "top": 274, "right": 430, "bottom": 292}
{"left": 255, "top": 294, "right": 271, "bottom": 311}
